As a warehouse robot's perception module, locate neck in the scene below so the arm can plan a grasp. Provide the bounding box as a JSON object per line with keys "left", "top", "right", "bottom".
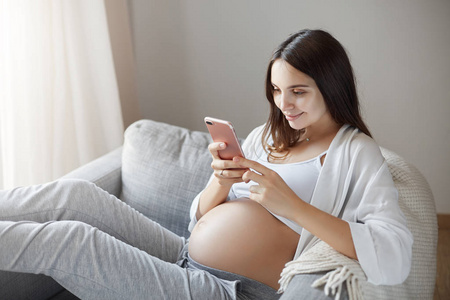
{"left": 303, "top": 120, "right": 341, "bottom": 143}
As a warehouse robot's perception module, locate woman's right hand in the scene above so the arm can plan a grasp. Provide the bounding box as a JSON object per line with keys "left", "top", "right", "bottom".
{"left": 195, "top": 142, "right": 247, "bottom": 219}
{"left": 209, "top": 142, "right": 248, "bottom": 186}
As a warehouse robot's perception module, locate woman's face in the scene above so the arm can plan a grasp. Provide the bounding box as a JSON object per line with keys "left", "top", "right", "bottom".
{"left": 271, "top": 59, "right": 334, "bottom": 131}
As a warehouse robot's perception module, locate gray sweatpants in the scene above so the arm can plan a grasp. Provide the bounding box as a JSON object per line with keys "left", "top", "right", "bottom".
{"left": 0, "top": 179, "right": 244, "bottom": 300}
{"left": 0, "top": 179, "right": 347, "bottom": 300}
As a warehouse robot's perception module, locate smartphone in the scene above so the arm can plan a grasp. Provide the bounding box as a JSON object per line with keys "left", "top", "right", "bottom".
{"left": 204, "top": 117, "right": 245, "bottom": 160}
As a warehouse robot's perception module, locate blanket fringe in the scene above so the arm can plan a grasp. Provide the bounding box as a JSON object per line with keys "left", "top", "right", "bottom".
{"left": 278, "top": 241, "right": 366, "bottom": 300}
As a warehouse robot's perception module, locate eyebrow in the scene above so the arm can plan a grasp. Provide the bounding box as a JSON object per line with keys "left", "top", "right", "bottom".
{"left": 271, "top": 83, "right": 310, "bottom": 89}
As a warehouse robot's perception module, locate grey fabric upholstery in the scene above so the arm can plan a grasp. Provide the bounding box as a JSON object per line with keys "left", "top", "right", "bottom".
{"left": 62, "top": 147, "right": 123, "bottom": 198}
{"left": 120, "top": 119, "right": 214, "bottom": 238}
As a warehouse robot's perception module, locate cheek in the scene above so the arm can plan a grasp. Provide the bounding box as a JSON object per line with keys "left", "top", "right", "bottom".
{"left": 312, "top": 101, "right": 327, "bottom": 115}
{"left": 273, "top": 95, "right": 282, "bottom": 109}
{"left": 318, "top": 99, "right": 329, "bottom": 114}
{"left": 308, "top": 94, "right": 327, "bottom": 114}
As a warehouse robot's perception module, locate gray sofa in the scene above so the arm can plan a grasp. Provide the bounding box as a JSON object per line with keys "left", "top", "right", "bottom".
{"left": 59, "top": 119, "right": 437, "bottom": 299}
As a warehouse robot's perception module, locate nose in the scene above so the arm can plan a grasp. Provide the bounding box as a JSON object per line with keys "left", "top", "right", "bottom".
{"left": 277, "top": 92, "right": 294, "bottom": 111}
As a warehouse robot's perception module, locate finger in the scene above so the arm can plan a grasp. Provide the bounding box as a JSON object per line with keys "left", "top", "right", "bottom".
{"left": 219, "top": 168, "right": 248, "bottom": 179}
{"left": 248, "top": 187, "right": 263, "bottom": 203}
{"left": 208, "top": 142, "right": 226, "bottom": 159}
{"left": 242, "top": 169, "right": 264, "bottom": 184}
{"left": 211, "top": 159, "right": 248, "bottom": 172}
{"left": 233, "top": 156, "right": 271, "bottom": 175}
{"left": 214, "top": 169, "right": 227, "bottom": 179}
{"left": 249, "top": 184, "right": 262, "bottom": 194}
{"left": 214, "top": 170, "right": 245, "bottom": 184}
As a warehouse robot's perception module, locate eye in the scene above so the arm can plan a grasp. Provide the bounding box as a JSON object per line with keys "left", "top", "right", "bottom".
{"left": 272, "top": 86, "right": 281, "bottom": 93}
{"left": 293, "top": 90, "right": 305, "bottom": 95}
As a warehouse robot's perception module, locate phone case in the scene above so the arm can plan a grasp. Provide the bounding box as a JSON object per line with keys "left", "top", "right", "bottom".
{"left": 204, "top": 117, "right": 244, "bottom": 160}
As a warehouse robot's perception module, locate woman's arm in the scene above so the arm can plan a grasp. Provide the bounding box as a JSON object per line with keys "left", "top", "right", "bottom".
{"left": 292, "top": 201, "right": 357, "bottom": 259}
{"left": 189, "top": 125, "right": 264, "bottom": 231}
{"left": 195, "top": 142, "right": 247, "bottom": 220}
{"left": 234, "top": 156, "right": 357, "bottom": 259}
{"left": 195, "top": 178, "right": 231, "bottom": 220}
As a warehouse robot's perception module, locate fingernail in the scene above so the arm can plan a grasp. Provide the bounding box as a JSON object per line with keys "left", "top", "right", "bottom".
{"left": 220, "top": 143, "right": 226, "bottom": 148}
{"left": 233, "top": 157, "right": 240, "bottom": 162}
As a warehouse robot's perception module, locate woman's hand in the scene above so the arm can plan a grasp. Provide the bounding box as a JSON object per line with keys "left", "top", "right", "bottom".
{"left": 233, "top": 156, "right": 302, "bottom": 220}
{"left": 234, "top": 156, "right": 358, "bottom": 260}
{"left": 196, "top": 142, "right": 248, "bottom": 219}
{"left": 208, "top": 142, "right": 248, "bottom": 186}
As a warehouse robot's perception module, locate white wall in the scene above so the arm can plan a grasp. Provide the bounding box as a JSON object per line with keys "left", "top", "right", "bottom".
{"left": 127, "top": 0, "right": 450, "bottom": 213}
{"left": 104, "top": 0, "right": 141, "bottom": 128}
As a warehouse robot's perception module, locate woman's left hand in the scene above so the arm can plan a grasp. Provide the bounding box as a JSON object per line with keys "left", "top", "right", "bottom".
{"left": 233, "top": 156, "right": 303, "bottom": 219}
{"left": 234, "top": 157, "right": 358, "bottom": 260}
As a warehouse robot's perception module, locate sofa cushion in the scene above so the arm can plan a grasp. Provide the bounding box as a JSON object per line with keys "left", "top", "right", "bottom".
{"left": 121, "top": 120, "right": 213, "bottom": 238}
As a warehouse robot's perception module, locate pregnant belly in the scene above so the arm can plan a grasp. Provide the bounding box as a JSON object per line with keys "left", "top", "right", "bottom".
{"left": 188, "top": 198, "right": 300, "bottom": 289}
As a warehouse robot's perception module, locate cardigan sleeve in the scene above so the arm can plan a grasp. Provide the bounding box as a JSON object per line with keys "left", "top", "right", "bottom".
{"left": 344, "top": 138, "right": 413, "bottom": 285}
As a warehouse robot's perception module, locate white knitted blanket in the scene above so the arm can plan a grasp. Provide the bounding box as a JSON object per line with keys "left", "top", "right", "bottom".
{"left": 278, "top": 240, "right": 366, "bottom": 300}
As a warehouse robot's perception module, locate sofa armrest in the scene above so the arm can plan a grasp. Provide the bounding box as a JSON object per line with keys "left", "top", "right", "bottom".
{"left": 62, "top": 147, "right": 123, "bottom": 198}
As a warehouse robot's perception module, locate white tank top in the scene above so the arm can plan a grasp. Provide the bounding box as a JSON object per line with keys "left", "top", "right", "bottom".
{"left": 229, "top": 151, "right": 325, "bottom": 235}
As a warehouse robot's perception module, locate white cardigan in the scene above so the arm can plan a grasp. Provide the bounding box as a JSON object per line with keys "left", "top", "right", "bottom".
{"left": 189, "top": 124, "right": 413, "bottom": 286}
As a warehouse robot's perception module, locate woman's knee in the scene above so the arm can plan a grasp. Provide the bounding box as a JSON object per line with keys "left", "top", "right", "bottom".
{"left": 57, "top": 178, "right": 97, "bottom": 193}
{"left": 50, "top": 179, "right": 101, "bottom": 214}
{"left": 56, "top": 179, "right": 100, "bottom": 201}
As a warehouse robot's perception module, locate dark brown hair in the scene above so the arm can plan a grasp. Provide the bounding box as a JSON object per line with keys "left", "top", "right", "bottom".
{"left": 263, "top": 29, "right": 371, "bottom": 155}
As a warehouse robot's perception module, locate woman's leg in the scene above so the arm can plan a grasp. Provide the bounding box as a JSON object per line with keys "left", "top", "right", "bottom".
{"left": 0, "top": 179, "right": 184, "bottom": 261}
{"left": 0, "top": 220, "right": 236, "bottom": 300}
{"left": 0, "top": 179, "right": 212, "bottom": 299}
{"left": 279, "top": 273, "right": 349, "bottom": 300}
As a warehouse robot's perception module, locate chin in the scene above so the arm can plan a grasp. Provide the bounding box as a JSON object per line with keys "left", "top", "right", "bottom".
{"left": 288, "top": 121, "right": 305, "bottom": 131}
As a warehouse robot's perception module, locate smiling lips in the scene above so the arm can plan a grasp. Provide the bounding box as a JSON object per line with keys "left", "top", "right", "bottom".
{"left": 284, "top": 112, "right": 303, "bottom": 121}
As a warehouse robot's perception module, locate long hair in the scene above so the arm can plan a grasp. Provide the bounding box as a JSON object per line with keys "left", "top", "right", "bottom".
{"left": 262, "top": 29, "right": 371, "bottom": 155}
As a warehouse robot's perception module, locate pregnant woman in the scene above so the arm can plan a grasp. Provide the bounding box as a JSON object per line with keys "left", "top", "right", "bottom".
{"left": 0, "top": 29, "right": 412, "bottom": 300}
